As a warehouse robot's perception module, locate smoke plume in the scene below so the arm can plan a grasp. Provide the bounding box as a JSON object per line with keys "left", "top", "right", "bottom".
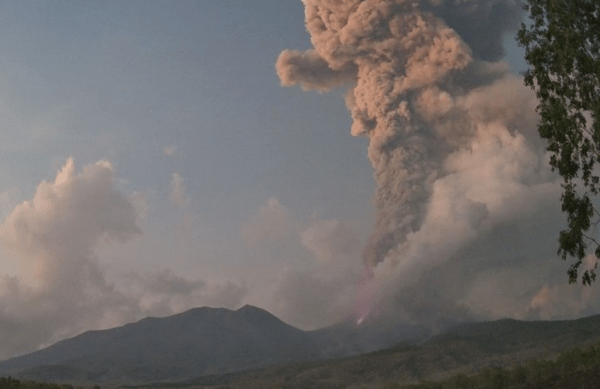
{"left": 276, "top": 0, "right": 596, "bottom": 326}
{"left": 277, "top": 0, "right": 509, "bottom": 270}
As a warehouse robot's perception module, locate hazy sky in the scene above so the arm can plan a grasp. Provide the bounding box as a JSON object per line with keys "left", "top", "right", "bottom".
{"left": 0, "top": 0, "right": 596, "bottom": 360}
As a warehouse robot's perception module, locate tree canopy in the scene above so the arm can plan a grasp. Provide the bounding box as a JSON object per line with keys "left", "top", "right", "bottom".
{"left": 517, "top": 0, "right": 600, "bottom": 284}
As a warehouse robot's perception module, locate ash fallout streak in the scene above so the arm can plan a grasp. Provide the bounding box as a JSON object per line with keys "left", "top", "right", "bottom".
{"left": 277, "top": 0, "right": 590, "bottom": 325}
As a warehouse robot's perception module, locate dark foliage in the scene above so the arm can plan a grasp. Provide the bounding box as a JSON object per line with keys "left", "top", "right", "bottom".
{"left": 517, "top": 0, "right": 600, "bottom": 284}
{"left": 387, "top": 341, "right": 600, "bottom": 389}
{"left": 0, "top": 376, "right": 99, "bottom": 389}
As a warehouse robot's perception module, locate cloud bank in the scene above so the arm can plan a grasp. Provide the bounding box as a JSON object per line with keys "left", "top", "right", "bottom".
{"left": 0, "top": 159, "right": 246, "bottom": 359}
{"left": 301, "top": 219, "right": 360, "bottom": 264}
{"left": 241, "top": 197, "right": 294, "bottom": 247}
{"left": 240, "top": 197, "right": 364, "bottom": 329}
{"left": 0, "top": 158, "right": 141, "bottom": 357}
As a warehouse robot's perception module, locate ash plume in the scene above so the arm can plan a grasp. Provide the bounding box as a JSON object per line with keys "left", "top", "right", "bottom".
{"left": 277, "top": 0, "right": 523, "bottom": 269}
{"left": 275, "top": 0, "right": 580, "bottom": 325}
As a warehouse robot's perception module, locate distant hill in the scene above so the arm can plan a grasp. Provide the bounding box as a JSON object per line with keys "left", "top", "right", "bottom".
{"left": 0, "top": 305, "right": 423, "bottom": 386}
{"left": 0, "top": 305, "right": 320, "bottom": 385}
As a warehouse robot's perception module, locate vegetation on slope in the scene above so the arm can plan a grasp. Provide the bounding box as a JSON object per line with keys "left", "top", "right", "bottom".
{"left": 160, "top": 324, "right": 600, "bottom": 389}
{"left": 0, "top": 376, "right": 99, "bottom": 389}
{"left": 381, "top": 342, "right": 600, "bottom": 389}
{"left": 5, "top": 338, "right": 600, "bottom": 389}
{"left": 7, "top": 314, "right": 600, "bottom": 389}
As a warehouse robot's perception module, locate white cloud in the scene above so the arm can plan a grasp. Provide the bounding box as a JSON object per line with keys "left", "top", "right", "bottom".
{"left": 130, "top": 190, "right": 150, "bottom": 220}
{"left": 0, "top": 159, "right": 252, "bottom": 359}
{"left": 127, "top": 269, "right": 248, "bottom": 315}
{"left": 0, "top": 187, "right": 19, "bottom": 223}
{"left": 241, "top": 197, "right": 292, "bottom": 246}
{"left": 0, "top": 158, "right": 142, "bottom": 358}
{"left": 301, "top": 219, "right": 360, "bottom": 264}
{"left": 169, "top": 172, "right": 189, "bottom": 208}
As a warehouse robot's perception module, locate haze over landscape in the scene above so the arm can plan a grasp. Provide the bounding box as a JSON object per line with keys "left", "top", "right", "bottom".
{"left": 0, "top": 0, "right": 598, "bottom": 364}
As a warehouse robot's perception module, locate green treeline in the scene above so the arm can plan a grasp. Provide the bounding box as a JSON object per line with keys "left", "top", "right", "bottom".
{"left": 0, "top": 377, "right": 99, "bottom": 389}
{"left": 379, "top": 342, "right": 600, "bottom": 389}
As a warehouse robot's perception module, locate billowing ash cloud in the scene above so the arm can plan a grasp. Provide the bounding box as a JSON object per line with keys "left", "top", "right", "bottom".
{"left": 278, "top": 0, "right": 479, "bottom": 269}
{"left": 277, "top": 49, "right": 358, "bottom": 91}
{"left": 422, "top": 0, "right": 524, "bottom": 62}
{"left": 277, "top": 0, "right": 600, "bottom": 326}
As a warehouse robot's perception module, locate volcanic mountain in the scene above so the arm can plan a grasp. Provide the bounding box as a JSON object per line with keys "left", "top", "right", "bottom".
{"left": 5, "top": 305, "right": 600, "bottom": 388}
{"left": 0, "top": 305, "right": 321, "bottom": 385}
{"left": 0, "top": 305, "right": 425, "bottom": 386}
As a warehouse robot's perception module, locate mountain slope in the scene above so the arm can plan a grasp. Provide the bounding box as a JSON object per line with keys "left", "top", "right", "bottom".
{"left": 0, "top": 305, "right": 320, "bottom": 385}
{"left": 164, "top": 313, "right": 600, "bottom": 389}
{"left": 308, "top": 314, "right": 430, "bottom": 357}
{"left": 6, "top": 306, "right": 600, "bottom": 388}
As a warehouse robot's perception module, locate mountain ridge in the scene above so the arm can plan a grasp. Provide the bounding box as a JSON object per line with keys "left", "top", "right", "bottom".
{"left": 0, "top": 305, "right": 322, "bottom": 385}
{"left": 4, "top": 306, "right": 600, "bottom": 387}
{"left": 164, "top": 313, "right": 600, "bottom": 389}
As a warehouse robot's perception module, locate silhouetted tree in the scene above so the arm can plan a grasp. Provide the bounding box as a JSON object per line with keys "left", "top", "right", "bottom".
{"left": 517, "top": 0, "right": 600, "bottom": 284}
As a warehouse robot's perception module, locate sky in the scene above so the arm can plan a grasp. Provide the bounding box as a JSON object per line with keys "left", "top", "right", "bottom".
{"left": 0, "top": 0, "right": 598, "bottom": 360}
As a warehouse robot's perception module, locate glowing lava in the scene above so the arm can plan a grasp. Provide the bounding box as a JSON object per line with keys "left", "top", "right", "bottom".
{"left": 354, "top": 268, "right": 376, "bottom": 325}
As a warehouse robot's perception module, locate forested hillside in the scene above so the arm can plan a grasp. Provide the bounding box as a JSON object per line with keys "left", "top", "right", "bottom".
{"left": 0, "top": 377, "right": 99, "bottom": 389}
{"left": 389, "top": 342, "right": 600, "bottom": 389}
{"left": 166, "top": 323, "right": 600, "bottom": 389}
{"left": 5, "top": 340, "right": 600, "bottom": 389}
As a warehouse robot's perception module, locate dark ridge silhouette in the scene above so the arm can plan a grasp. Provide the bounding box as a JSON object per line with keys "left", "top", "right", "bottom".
{"left": 0, "top": 305, "right": 424, "bottom": 385}
{"left": 5, "top": 305, "right": 600, "bottom": 387}
{"left": 0, "top": 305, "right": 321, "bottom": 385}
